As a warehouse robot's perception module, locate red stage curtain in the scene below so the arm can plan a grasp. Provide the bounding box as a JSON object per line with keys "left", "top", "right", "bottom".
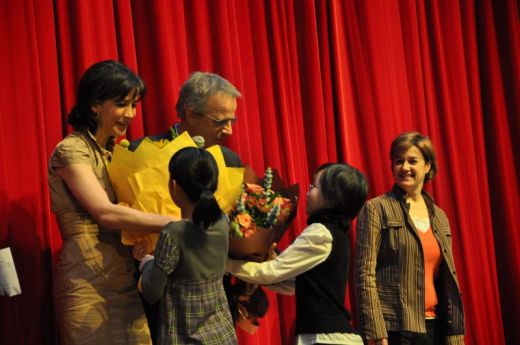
{"left": 0, "top": 1, "right": 517, "bottom": 344}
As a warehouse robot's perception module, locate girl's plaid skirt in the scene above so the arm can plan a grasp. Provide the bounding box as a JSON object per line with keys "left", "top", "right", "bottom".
{"left": 158, "top": 273, "right": 237, "bottom": 345}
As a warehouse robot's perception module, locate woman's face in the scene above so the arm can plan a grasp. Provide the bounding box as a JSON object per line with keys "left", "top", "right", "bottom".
{"left": 392, "top": 145, "right": 431, "bottom": 193}
{"left": 92, "top": 92, "right": 139, "bottom": 138}
{"left": 306, "top": 170, "right": 329, "bottom": 215}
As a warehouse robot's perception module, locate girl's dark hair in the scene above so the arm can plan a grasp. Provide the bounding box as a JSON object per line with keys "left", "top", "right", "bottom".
{"left": 316, "top": 163, "right": 369, "bottom": 219}
{"left": 68, "top": 60, "right": 146, "bottom": 134}
{"left": 168, "top": 147, "right": 222, "bottom": 229}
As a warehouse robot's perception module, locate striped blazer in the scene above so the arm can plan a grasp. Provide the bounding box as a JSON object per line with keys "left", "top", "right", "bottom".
{"left": 355, "top": 185, "right": 465, "bottom": 344}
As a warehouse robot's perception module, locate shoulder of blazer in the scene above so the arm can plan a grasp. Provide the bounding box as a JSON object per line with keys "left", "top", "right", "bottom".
{"left": 128, "top": 132, "right": 171, "bottom": 151}
{"left": 220, "top": 146, "right": 243, "bottom": 168}
{"left": 365, "top": 191, "right": 407, "bottom": 228}
{"left": 432, "top": 205, "right": 450, "bottom": 228}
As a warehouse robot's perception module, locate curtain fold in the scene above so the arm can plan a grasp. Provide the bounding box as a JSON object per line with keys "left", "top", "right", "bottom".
{"left": 477, "top": 1, "right": 520, "bottom": 344}
{"left": 0, "top": 1, "right": 517, "bottom": 344}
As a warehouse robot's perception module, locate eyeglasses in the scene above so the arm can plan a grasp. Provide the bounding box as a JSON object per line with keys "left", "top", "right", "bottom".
{"left": 205, "top": 113, "right": 237, "bottom": 127}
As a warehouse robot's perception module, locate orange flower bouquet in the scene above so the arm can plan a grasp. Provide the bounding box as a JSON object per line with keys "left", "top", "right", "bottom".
{"left": 228, "top": 167, "right": 299, "bottom": 262}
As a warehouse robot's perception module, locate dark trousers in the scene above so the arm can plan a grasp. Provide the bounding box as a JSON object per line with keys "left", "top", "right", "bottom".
{"left": 134, "top": 263, "right": 159, "bottom": 345}
{"left": 388, "top": 319, "right": 443, "bottom": 345}
{"left": 142, "top": 299, "right": 160, "bottom": 345}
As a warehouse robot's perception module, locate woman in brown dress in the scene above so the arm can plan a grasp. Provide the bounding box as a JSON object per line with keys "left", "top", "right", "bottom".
{"left": 48, "top": 60, "right": 172, "bottom": 345}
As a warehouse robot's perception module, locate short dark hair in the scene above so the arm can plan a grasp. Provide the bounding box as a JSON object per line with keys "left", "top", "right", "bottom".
{"left": 316, "top": 163, "right": 369, "bottom": 219}
{"left": 68, "top": 60, "right": 146, "bottom": 133}
{"left": 175, "top": 71, "right": 241, "bottom": 119}
{"left": 390, "top": 131, "right": 437, "bottom": 183}
{"left": 168, "top": 147, "right": 222, "bottom": 228}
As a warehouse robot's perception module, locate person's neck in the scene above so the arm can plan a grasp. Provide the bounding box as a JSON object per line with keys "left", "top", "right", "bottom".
{"left": 174, "top": 122, "right": 207, "bottom": 148}
{"left": 93, "top": 130, "right": 110, "bottom": 148}
{"left": 405, "top": 188, "right": 423, "bottom": 203}
{"left": 181, "top": 204, "right": 194, "bottom": 220}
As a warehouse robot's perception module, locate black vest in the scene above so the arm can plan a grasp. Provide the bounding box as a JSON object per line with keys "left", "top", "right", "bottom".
{"left": 295, "top": 210, "right": 355, "bottom": 334}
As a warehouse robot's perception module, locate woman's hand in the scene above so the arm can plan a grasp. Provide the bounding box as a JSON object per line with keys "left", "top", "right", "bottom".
{"left": 267, "top": 242, "right": 278, "bottom": 260}
{"left": 132, "top": 240, "right": 149, "bottom": 260}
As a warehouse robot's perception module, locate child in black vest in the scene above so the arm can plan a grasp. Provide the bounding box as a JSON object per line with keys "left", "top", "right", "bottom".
{"left": 227, "top": 163, "right": 368, "bottom": 344}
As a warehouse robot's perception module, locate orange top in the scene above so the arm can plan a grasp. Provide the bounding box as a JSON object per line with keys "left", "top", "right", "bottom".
{"left": 418, "top": 227, "right": 442, "bottom": 318}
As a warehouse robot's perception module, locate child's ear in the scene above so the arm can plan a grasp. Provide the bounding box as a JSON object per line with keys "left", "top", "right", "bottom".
{"left": 169, "top": 180, "right": 175, "bottom": 197}
{"left": 91, "top": 103, "right": 100, "bottom": 115}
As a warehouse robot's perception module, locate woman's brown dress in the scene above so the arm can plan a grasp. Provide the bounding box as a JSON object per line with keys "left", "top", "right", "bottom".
{"left": 48, "top": 132, "right": 151, "bottom": 345}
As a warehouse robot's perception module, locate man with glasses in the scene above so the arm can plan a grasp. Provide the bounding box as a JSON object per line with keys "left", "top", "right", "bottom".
{"left": 130, "top": 71, "right": 242, "bottom": 167}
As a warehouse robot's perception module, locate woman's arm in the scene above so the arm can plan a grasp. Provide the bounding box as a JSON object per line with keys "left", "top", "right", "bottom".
{"left": 355, "top": 201, "right": 388, "bottom": 341}
{"left": 56, "top": 163, "right": 172, "bottom": 232}
{"left": 226, "top": 223, "right": 332, "bottom": 286}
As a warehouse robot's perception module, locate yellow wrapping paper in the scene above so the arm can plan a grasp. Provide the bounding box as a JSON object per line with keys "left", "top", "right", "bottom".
{"left": 108, "top": 132, "right": 244, "bottom": 251}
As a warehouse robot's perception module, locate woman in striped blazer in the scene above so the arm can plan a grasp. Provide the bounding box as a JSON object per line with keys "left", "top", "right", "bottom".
{"left": 355, "top": 132, "right": 465, "bottom": 345}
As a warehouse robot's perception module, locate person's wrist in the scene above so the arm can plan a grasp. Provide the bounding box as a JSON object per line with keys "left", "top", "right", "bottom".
{"left": 139, "top": 254, "right": 154, "bottom": 272}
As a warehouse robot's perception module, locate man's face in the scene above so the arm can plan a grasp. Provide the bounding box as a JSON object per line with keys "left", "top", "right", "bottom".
{"left": 186, "top": 93, "right": 237, "bottom": 147}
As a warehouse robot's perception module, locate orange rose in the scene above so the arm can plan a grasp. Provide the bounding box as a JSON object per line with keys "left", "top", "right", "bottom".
{"left": 236, "top": 213, "right": 252, "bottom": 228}
{"left": 273, "top": 197, "right": 289, "bottom": 206}
{"left": 245, "top": 183, "right": 264, "bottom": 194}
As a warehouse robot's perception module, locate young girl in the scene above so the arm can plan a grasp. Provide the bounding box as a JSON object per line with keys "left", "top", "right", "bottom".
{"left": 227, "top": 163, "right": 369, "bottom": 345}
{"left": 137, "top": 147, "right": 237, "bottom": 345}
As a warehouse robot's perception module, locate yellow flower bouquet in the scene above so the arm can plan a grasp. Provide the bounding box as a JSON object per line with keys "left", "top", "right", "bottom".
{"left": 108, "top": 132, "right": 244, "bottom": 252}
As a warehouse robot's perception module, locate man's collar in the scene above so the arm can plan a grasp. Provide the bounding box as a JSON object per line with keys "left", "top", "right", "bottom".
{"left": 169, "top": 122, "right": 205, "bottom": 148}
{"left": 169, "top": 122, "right": 184, "bottom": 140}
